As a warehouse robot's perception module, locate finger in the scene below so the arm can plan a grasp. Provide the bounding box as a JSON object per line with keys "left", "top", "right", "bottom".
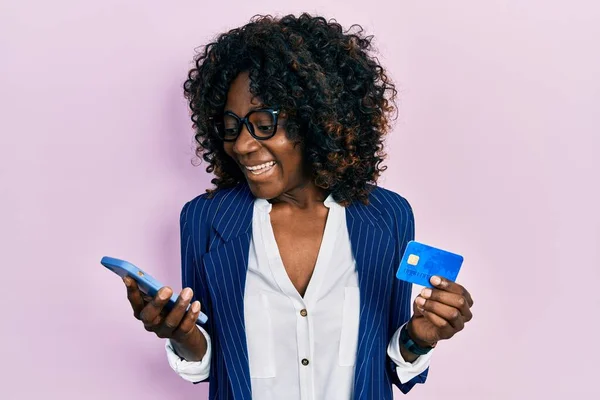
{"left": 463, "top": 287, "right": 474, "bottom": 308}
{"left": 421, "top": 308, "right": 452, "bottom": 332}
{"left": 430, "top": 277, "right": 474, "bottom": 307}
{"left": 144, "top": 314, "right": 164, "bottom": 332}
{"left": 415, "top": 296, "right": 464, "bottom": 331}
{"left": 420, "top": 288, "right": 473, "bottom": 322}
{"left": 140, "top": 286, "right": 173, "bottom": 327}
{"left": 412, "top": 298, "right": 424, "bottom": 317}
{"left": 160, "top": 288, "right": 194, "bottom": 334}
{"left": 421, "top": 309, "right": 458, "bottom": 340}
{"left": 174, "top": 301, "right": 202, "bottom": 341}
{"left": 124, "top": 277, "right": 145, "bottom": 319}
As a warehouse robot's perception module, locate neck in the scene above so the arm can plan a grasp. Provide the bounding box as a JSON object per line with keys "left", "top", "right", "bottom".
{"left": 269, "top": 182, "right": 329, "bottom": 210}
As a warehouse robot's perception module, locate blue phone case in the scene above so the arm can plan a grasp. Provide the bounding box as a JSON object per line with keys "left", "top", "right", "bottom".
{"left": 396, "top": 241, "right": 464, "bottom": 288}
{"left": 101, "top": 256, "right": 208, "bottom": 324}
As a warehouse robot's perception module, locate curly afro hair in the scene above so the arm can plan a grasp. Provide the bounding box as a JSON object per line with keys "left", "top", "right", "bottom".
{"left": 183, "top": 12, "right": 398, "bottom": 205}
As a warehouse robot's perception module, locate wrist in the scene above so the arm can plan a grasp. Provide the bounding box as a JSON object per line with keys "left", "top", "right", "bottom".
{"left": 172, "top": 327, "right": 207, "bottom": 361}
{"left": 403, "top": 320, "right": 436, "bottom": 355}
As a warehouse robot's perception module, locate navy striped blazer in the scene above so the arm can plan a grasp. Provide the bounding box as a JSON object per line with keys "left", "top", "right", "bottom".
{"left": 179, "top": 183, "right": 428, "bottom": 399}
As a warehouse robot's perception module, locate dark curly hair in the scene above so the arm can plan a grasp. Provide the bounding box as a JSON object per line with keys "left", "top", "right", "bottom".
{"left": 183, "top": 13, "right": 397, "bottom": 205}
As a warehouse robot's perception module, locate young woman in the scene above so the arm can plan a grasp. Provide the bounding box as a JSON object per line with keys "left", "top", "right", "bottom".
{"left": 123, "top": 13, "right": 474, "bottom": 400}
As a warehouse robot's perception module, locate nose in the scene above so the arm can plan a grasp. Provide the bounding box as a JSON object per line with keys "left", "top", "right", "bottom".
{"left": 232, "top": 122, "right": 260, "bottom": 155}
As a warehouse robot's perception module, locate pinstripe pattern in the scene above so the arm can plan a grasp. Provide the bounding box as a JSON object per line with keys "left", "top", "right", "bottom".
{"left": 179, "top": 183, "right": 428, "bottom": 399}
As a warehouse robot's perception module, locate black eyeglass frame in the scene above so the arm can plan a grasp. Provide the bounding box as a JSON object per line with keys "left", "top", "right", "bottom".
{"left": 209, "top": 108, "right": 281, "bottom": 142}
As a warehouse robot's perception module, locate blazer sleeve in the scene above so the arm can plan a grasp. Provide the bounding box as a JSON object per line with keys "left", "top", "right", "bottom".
{"left": 385, "top": 193, "right": 429, "bottom": 394}
{"left": 180, "top": 199, "right": 214, "bottom": 384}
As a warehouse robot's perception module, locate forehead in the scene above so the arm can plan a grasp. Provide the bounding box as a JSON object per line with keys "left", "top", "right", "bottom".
{"left": 225, "top": 72, "right": 263, "bottom": 114}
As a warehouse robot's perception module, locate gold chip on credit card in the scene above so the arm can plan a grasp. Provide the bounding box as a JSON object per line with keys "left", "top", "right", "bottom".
{"left": 407, "top": 254, "right": 419, "bottom": 265}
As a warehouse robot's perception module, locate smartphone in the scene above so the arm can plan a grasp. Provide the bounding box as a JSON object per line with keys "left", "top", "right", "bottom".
{"left": 101, "top": 256, "right": 208, "bottom": 324}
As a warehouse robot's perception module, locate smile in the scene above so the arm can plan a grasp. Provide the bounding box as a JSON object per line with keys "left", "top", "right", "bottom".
{"left": 245, "top": 161, "right": 276, "bottom": 175}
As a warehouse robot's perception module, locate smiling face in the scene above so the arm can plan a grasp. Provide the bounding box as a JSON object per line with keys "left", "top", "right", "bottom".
{"left": 222, "top": 72, "right": 311, "bottom": 200}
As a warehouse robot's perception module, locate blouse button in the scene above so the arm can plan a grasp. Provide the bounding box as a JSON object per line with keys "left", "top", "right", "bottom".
{"left": 301, "top": 358, "right": 309, "bottom": 366}
{"left": 300, "top": 309, "right": 308, "bottom": 317}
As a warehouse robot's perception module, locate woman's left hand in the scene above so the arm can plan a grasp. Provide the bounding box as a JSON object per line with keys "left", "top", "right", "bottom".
{"left": 407, "top": 276, "right": 474, "bottom": 347}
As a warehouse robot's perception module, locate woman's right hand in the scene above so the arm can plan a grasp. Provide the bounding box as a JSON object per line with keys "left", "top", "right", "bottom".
{"left": 124, "top": 277, "right": 208, "bottom": 361}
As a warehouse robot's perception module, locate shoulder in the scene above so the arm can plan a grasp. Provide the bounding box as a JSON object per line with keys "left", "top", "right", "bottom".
{"left": 368, "top": 185, "right": 414, "bottom": 221}
{"left": 180, "top": 184, "right": 253, "bottom": 225}
{"left": 366, "top": 185, "right": 416, "bottom": 241}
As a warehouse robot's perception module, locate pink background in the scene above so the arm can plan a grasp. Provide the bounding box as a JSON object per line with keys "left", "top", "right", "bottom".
{"left": 2, "top": 0, "right": 599, "bottom": 399}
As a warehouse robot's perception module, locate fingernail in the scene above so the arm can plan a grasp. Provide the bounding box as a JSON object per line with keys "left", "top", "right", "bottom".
{"left": 416, "top": 297, "right": 426, "bottom": 306}
{"left": 421, "top": 288, "right": 432, "bottom": 299}
{"left": 159, "top": 289, "right": 170, "bottom": 301}
{"left": 192, "top": 301, "right": 200, "bottom": 313}
{"left": 123, "top": 277, "right": 130, "bottom": 286}
{"left": 431, "top": 276, "right": 442, "bottom": 286}
{"left": 182, "top": 288, "right": 192, "bottom": 301}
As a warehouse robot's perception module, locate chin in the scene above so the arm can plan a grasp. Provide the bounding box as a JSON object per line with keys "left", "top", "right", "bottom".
{"left": 246, "top": 180, "right": 284, "bottom": 200}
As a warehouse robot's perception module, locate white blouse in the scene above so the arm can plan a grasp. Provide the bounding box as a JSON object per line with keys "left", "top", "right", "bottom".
{"left": 166, "top": 195, "right": 432, "bottom": 400}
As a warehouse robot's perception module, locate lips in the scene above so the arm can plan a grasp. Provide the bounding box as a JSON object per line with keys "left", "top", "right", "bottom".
{"left": 243, "top": 161, "right": 276, "bottom": 175}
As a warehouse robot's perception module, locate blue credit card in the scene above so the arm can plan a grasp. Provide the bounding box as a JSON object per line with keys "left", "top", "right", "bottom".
{"left": 396, "top": 241, "right": 464, "bottom": 287}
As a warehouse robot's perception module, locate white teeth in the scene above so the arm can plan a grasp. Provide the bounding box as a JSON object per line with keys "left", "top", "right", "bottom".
{"left": 245, "top": 161, "right": 276, "bottom": 176}
{"left": 245, "top": 161, "right": 276, "bottom": 172}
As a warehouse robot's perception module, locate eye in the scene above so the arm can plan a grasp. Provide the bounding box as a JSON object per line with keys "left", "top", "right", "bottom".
{"left": 257, "top": 123, "right": 275, "bottom": 133}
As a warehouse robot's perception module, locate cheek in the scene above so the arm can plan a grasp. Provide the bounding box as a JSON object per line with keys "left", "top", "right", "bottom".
{"left": 278, "top": 144, "right": 306, "bottom": 176}
{"left": 223, "top": 143, "right": 234, "bottom": 158}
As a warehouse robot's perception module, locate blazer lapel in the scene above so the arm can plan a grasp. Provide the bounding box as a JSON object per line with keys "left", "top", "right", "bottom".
{"left": 346, "top": 196, "right": 396, "bottom": 399}
{"left": 200, "top": 184, "right": 396, "bottom": 399}
{"left": 202, "top": 184, "right": 254, "bottom": 399}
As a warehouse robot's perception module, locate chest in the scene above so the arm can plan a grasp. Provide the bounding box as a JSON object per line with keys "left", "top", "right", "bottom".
{"left": 269, "top": 207, "right": 328, "bottom": 297}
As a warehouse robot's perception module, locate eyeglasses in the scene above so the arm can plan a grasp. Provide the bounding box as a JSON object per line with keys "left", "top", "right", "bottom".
{"left": 210, "top": 108, "right": 281, "bottom": 142}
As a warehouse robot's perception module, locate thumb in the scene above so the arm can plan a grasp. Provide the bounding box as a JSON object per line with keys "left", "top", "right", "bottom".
{"left": 412, "top": 298, "right": 424, "bottom": 317}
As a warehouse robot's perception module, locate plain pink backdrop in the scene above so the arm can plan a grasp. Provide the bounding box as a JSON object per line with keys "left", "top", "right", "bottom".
{"left": 2, "top": 1, "right": 599, "bottom": 399}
